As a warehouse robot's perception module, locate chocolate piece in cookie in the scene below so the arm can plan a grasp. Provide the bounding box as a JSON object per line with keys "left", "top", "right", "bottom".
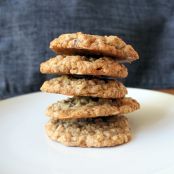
{"left": 45, "top": 115, "right": 131, "bottom": 147}
{"left": 50, "top": 32, "right": 139, "bottom": 62}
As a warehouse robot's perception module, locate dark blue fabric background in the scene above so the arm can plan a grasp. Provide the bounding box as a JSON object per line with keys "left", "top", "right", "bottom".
{"left": 0, "top": 0, "right": 174, "bottom": 99}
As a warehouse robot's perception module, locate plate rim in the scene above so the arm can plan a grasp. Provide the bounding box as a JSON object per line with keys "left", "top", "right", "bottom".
{"left": 0, "top": 87, "right": 173, "bottom": 103}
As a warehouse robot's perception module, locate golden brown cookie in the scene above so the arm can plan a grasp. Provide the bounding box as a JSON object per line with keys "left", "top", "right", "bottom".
{"left": 45, "top": 115, "right": 131, "bottom": 147}
{"left": 40, "top": 55, "right": 128, "bottom": 78}
{"left": 50, "top": 32, "right": 139, "bottom": 62}
{"left": 40, "top": 75, "right": 127, "bottom": 98}
{"left": 46, "top": 97, "right": 140, "bottom": 120}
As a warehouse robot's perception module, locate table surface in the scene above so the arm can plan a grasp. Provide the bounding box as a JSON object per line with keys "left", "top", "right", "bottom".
{"left": 158, "top": 89, "right": 174, "bottom": 95}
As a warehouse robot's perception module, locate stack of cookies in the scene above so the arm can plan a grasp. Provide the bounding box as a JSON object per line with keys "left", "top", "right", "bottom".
{"left": 40, "top": 32, "right": 140, "bottom": 147}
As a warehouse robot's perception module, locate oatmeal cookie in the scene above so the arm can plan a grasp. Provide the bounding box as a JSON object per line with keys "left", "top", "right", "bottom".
{"left": 40, "top": 55, "right": 128, "bottom": 78}
{"left": 45, "top": 115, "right": 131, "bottom": 147}
{"left": 46, "top": 97, "right": 140, "bottom": 120}
{"left": 50, "top": 32, "right": 139, "bottom": 62}
{"left": 40, "top": 75, "right": 127, "bottom": 98}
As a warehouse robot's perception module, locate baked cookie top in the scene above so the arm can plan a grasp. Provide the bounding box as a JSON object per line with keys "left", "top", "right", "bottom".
{"left": 50, "top": 32, "right": 139, "bottom": 62}
{"left": 40, "top": 55, "right": 128, "bottom": 78}
{"left": 40, "top": 75, "right": 127, "bottom": 98}
{"left": 46, "top": 96, "right": 140, "bottom": 120}
{"left": 45, "top": 115, "right": 131, "bottom": 147}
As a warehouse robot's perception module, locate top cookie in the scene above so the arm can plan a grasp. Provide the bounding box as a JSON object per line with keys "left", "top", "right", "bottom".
{"left": 50, "top": 32, "right": 139, "bottom": 62}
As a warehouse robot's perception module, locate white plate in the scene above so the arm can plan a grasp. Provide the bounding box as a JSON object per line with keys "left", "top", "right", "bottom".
{"left": 0, "top": 88, "right": 174, "bottom": 174}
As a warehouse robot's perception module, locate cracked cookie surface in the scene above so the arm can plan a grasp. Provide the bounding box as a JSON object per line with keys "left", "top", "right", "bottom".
{"left": 45, "top": 115, "right": 131, "bottom": 147}
{"left": 40, "top": 75, "right": 127, "bottom": 98}
{"left": 50, "top": 32, "right": 139, "bottom": 62}
{"left": 46, "top": 97, "right": 140, "bottom": 120}
{"left": 40, "top": 55, "right": 128, "bottom": 78}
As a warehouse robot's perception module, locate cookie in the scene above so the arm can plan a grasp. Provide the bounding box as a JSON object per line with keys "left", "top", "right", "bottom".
{"left": 45, "top": 115, "right": 131, "bottom": 147}
{"left": 40, "top": 75, "right": 127, "bottom": 98}
{"left": 50, "top": 32, "right": 139, "bottom": 62}
{"left": 46, "top": 97, "right": 140, "bottom": 120}
{"left": 40, "top": 55, "right": 128, "bottom": 78}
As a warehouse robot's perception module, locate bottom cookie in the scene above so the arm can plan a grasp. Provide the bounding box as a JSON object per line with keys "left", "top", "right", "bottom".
{"left": 45, "top": 115, "right": 131, "bottom": 147}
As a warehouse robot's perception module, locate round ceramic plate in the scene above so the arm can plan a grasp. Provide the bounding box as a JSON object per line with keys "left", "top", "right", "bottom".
{"left": 0, "top": 88, "right": 174, "bottom": 174}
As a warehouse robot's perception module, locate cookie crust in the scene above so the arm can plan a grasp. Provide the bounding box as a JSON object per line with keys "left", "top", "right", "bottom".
{"left": 46, "top": 97, "right": 140, "bottom": 120}
{"left": 40, "top": 75, "right": 127, "bottom": 98}
{"left": 45, "top": 115, "right": 131, "bottom": 147}
{"left": 40, "top": 55, "right": 128, "bottom": 78}
{"left": 50, "top": 32, "right": 139, "bottom": 62}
